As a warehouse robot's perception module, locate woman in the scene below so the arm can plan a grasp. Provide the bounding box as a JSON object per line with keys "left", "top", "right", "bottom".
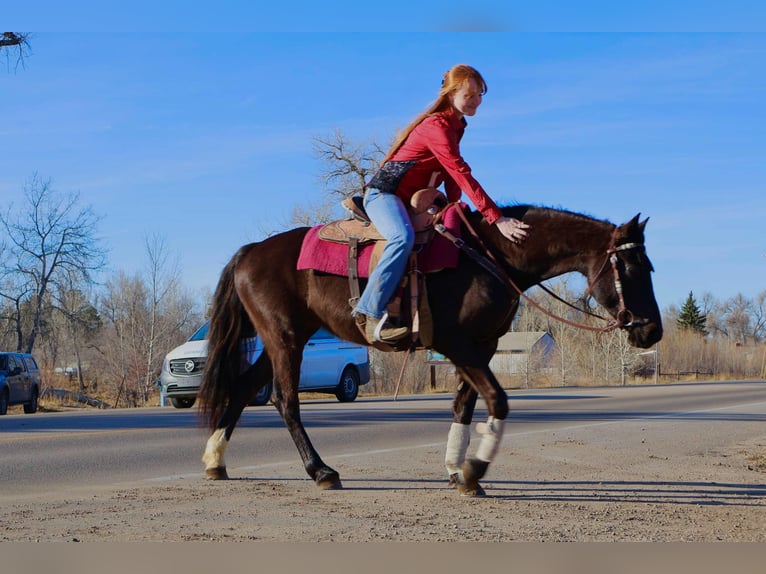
{"left": 354, "top": 64, "right": 530, "bottom": 344}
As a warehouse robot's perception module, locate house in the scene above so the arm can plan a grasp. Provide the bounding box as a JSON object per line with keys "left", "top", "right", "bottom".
{"left": 489, "top": 331, "right": 557, "bottom": 376}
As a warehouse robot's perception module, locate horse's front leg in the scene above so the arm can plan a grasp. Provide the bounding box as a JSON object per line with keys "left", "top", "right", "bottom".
{"left": 270, "top": 353, "right": 342, "bottom": 490}
{"left": 445, "top": 379, "right": 478, "bottom": 486}
{"left": 453, "top": 365, "right": 509, "bottom": 497}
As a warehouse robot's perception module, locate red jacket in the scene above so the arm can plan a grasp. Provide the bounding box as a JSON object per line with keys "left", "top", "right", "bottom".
{"left": 383, "top": 110, "right": 502, "bottom": 225}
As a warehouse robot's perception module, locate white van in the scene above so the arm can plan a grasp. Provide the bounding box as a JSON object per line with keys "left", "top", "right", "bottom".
{"left": 159, "top": 323, "right": 370, "bottom": 409}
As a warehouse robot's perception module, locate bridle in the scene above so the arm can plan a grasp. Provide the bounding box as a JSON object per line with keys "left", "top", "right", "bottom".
{"left": 603, "top": 233, "right": 652, "bottom": 329}
{"left": 435, "top": 205, "right": 651, "bottom": 334}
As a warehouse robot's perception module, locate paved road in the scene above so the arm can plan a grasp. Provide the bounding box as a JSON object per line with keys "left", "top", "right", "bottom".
{"left": 1, "top": 381, "right": 765, "bottom": 500}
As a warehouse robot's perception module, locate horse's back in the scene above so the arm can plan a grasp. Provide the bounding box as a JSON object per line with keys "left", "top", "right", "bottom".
{"left": 235, "top": 227, "right": 310, "bottom": 284}
{"left": 233, "top": 227, "right": 327, "bottom": 334}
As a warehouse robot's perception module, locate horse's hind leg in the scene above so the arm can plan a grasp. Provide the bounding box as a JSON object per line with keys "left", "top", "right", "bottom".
{"left": 202, "top": 355, "right": 272, "bottom": 480}
{"left": 270, "top": 350, "right": 342, "bottom": 490}
{"left": 273, "top": 393, "right": 342, "bottom": 489}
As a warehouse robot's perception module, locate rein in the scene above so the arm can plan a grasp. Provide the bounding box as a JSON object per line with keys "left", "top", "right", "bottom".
{"left": 435, "top": 204, "right": 647, "bottom": 333}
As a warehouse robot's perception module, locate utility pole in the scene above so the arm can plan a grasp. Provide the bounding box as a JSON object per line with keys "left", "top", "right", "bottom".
{"left": 638, "top": 345, "right": 659, "bottom": 385}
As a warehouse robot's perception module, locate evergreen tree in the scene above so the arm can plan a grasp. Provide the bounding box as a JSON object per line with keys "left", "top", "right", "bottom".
{"left": 677, "top": 291, "right": 708, "bottom": 335}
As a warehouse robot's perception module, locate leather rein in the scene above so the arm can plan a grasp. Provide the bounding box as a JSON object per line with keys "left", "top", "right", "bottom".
{"left": 434, "top": 203, "right": 649, "bottom": 334}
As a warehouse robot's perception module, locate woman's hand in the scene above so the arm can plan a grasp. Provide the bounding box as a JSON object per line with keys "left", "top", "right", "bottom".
{"left": 494, "top": 216, "right": 530, "bottom": 244}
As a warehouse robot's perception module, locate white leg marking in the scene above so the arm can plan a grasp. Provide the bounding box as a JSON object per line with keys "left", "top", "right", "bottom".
{"left": 202, "top": 428, "right": 228, "bottom": 470}
{"left": 445, "top": 423, "right": 471, "bottom": 477}
{"left": 475, "top": 417, "right": 505, "bottom": 463}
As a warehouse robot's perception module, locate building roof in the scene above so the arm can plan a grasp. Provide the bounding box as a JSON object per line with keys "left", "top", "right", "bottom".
{"left": 496, "top": 331, "right": 552, "bottom": 353}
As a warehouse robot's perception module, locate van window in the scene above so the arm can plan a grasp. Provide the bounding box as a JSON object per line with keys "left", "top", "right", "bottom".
{"left": 186, "top": 322, "right": 336, "bottom": 343}
{"left": 23, "top": 356, "right": 38, "bottom": 371}
{"left": 189, "top": 321, "right": 210, "bottom": 341}
{"left": 0, "top": 355, "right": 7, "bottom": 371}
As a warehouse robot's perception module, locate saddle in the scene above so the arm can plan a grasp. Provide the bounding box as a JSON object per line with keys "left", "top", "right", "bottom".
{"left": 319, "top": 187, "right": 447, "bottom": 243}
{"left": 317, "top": 188, "right": 449, "bottom": 350}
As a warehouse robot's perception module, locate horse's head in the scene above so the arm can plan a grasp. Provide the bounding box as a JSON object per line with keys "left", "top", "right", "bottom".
{"left": 589, "top": 214, "right": 663, "bottom": 348}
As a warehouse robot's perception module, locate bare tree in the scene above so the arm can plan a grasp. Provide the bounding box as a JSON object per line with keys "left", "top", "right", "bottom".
{"left": 0, "top": 267, "right": 33, "bottom": 351}
{"left": 0, "top": 174, "right": 106, "bottom": 353}
{"left": 722, "top": 294, "right": 753, "bottom": 344}
{"left": 533, "top": 278, "right": 586, "bottom": 387}
{"left": 752, "top": 291, "right": 766, "bottom": 343}
{"left": 141, "top": 233, "right": 198, "bottom": 401}
{"left": 289, "top": 201, "right": 337, "bottom": 228}
{"left": 52, "top": 272, "right": 101, "bottom": 392}
{"left": 613, "top": 328, "right": 640, "bottom": 385}
{"left": 312, "top": 129, "right": 385, "bottom": 199}
{"left": 96, "top": 237, "right": 200, "bottom": 407}
{"left": 255, "top": 130, "right": 385, "bottom": 237}
{"left": 99, "top": 272, "right": 149, "bottom": 406}
{"left": 700, "top": 292, "right": 725, "bottom": 338}
{"left": 1, "top": 32, "right": 32, "bottom": 72}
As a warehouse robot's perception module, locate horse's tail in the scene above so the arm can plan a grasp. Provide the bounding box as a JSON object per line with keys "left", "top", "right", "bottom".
{"left": 198, "top": 246, "right": 252, "bottom": 431}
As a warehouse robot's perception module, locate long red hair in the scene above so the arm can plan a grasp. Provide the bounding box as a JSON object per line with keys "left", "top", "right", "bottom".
{"left": 383, "top": 64, "right": 488, "bottom": 163}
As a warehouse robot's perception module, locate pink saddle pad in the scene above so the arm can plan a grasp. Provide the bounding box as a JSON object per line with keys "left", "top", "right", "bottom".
{"left": 296, "top": 203, "right": 465, "bottom": 277}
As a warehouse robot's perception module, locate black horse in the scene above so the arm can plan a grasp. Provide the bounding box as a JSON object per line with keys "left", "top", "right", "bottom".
{"left": 198, "top": 204, "right": 662, "bottom": 495}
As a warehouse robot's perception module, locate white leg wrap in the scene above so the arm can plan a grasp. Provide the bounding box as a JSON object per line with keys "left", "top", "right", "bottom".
{"left": 445, "top": 423, "right": 471, "bottom": 477}
{"left": 475, "top": 417, "right": 506, "bottom": 463}
{"left": 202, "top": 428, "right": 228, "bottom": 470}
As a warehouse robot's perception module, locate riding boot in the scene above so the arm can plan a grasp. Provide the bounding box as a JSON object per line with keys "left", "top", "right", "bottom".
{"left": 364, "top": 312, "right": 409, "bottom": 344}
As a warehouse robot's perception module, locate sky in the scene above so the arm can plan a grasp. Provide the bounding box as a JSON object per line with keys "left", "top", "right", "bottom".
{"left": 2, "top": 27, "right": 765, "bottom": 313}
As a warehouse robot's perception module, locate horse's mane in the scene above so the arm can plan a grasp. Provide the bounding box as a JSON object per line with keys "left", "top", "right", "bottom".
{"left": 462, "top": 203, "right": 617, "bottom": 265}
{"left": 497, "top": 203, "right": 612, "bottom": 227}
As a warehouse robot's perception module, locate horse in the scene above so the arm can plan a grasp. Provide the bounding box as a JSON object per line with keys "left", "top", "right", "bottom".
{"left": 197, "top": 204, "right": 663, "bottom": 495}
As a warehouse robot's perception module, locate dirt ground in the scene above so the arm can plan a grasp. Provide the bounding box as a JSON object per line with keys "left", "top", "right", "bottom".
{"left": 2, "top": 431, "right": 765, "bottom": 543}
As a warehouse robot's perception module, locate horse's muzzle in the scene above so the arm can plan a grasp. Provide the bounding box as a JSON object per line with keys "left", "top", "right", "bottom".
{"left": 626, "top": 319, "right": 663, "bottom": 348}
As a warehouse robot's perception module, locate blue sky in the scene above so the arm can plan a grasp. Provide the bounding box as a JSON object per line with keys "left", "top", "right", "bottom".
{"left": 2, "top": 31, "right": 765, "bottom": 312}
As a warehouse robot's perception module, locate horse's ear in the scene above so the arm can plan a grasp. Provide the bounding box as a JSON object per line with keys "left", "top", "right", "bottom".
{"left": 625, "top": 213, "right": 641, "bottom": 228}
{"left": 623, "top": 213, "right": 647, "bottom": 236}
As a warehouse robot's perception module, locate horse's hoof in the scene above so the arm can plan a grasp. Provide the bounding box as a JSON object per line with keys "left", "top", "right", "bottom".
{"left": 459, "top": 458, "right": 489, "bottom": 496}
{"left": 450, "top": 471, "right": 485, "bottom": 496}
{"left": 315, "top": 468, "right": 342, "bottom": 490}
{"left": 318, "top": 479, "right": 343, "bottom": 490}
{"left": 458, "top": 483, "right": 486, "bottom": 497}
{"left": 205, "top": 466, "right": 229, "bottom": 480}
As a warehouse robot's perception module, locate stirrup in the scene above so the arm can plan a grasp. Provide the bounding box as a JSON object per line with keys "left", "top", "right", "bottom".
{"left": 366, "top": 312, "right": 408, "bottom": 344}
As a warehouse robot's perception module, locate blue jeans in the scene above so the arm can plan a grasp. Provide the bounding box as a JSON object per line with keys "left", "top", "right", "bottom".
{"left": 352, "top": 188, "right": 415, "bottom": 319}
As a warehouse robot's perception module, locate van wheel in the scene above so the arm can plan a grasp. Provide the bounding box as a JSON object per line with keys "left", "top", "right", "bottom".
{"left": 23, "top": 387, "right": 38, "bottom": 414}
{"left": 249, "top": 382, "right": 273, "bottom": 406}
{"left": 170, "top": 397, "right": 195, "bottom": 409}
{"left": 335, "top": 367, "right": 359, "bottom": 402}
{"left": 0, "top": 388, "right": 8, "bottom": 415}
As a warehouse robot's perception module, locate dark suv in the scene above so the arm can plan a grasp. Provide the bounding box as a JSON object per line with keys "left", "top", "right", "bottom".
{"left": 0, "top": 352, "right": 42, "bottom": 415}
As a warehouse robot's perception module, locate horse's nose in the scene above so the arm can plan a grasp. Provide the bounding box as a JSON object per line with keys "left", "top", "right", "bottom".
{"left": 630, "top": 321, "right": 663, "bottom": 348}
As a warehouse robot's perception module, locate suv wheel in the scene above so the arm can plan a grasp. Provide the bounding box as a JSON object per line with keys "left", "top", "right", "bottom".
{"left": 0, "top": 388, "right": 8, "bottom": 415}
{"left": 170, "top": 397, "right": 195, "bottom": 409}
{"left": 23, "top": 387, "right": 38, "bottom": 414}
{"left": 335, "top": 367, "right": 359, "bottom": 403}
